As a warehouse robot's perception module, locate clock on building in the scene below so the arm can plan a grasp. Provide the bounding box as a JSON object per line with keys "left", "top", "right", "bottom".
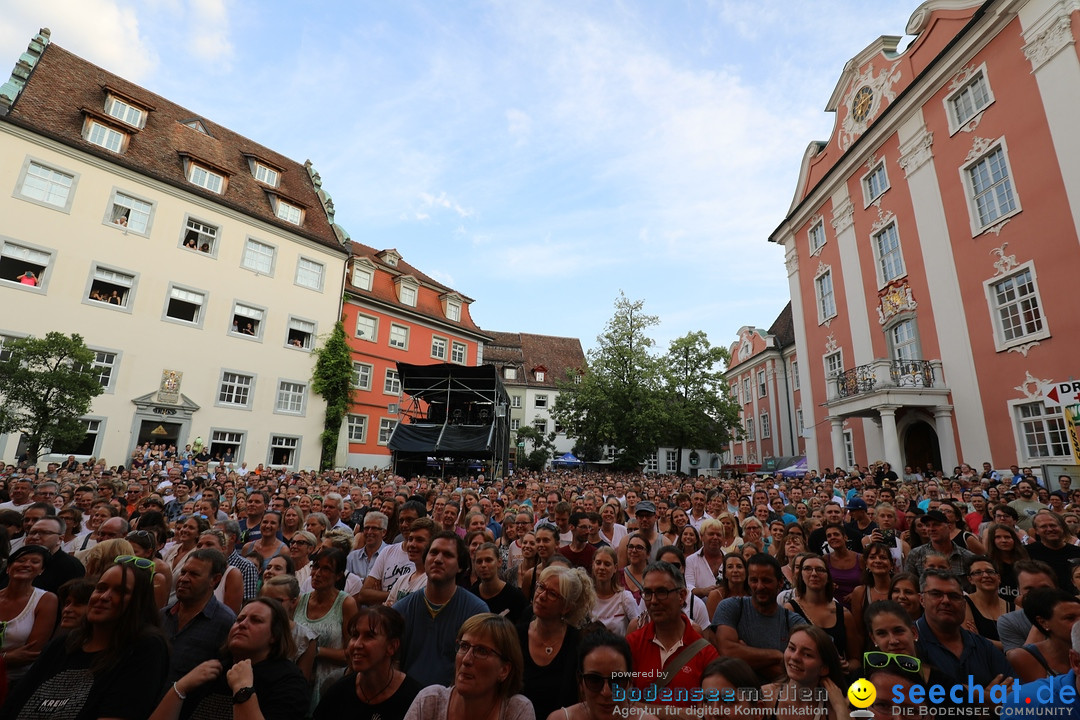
{"left": 851, "top": 86, "right": 874, "bottom": 122}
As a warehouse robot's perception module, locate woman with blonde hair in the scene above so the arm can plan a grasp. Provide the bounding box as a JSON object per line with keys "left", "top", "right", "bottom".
{"left": 405, "top": 613, "right": 533, "bottom": 720}
{"left": 589, "top": 546, "right": 640, "bottom": 634}
{"left": 519, "top": 565, "right": 597, "bottom": 720}
{"left": 83, "top": 538, "right": 135, "bottom": 577}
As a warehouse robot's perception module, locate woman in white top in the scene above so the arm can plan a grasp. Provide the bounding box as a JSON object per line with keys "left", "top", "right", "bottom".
{"left": 589, "top": 547, "right": 640, "bottom": 634}
{"left": 597, "top": 503, "right": 626, "bottom": 551}
{"left": 0, "top": 545, "right": 58, "bottom": 683}
{"left": 195, "top": 530, "right": 243, "bottom": 613}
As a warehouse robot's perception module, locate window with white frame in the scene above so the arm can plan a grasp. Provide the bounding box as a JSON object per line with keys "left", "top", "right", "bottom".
{"left": 18, "top": 161, "right": 76, "bottom": 210}
{"left": 209, "top": 430, "right": 244, "bottom": 461}
{"left": 218, "top": 372, "right": 254, "bottom": 408}
{"left": 815, "top": 269, "right": 837, "bottom": 323}
{"left": 889, "top": 319, "right": 919, "bottom": 361}
{"left": 86, "top": 121, "right": 125, "bottom": 153}
{"left": 535, "top": 395, "right": 548, "bottom": 409}
{"left": 824, "top": 351, "right": 844, "bottom": 380}
{"left": 108, "top": 191, "right": 153, "bottom": 234}
{"left": 863, "top": 162, "right": 889, "bottom": 205}
{"left": 275, "top": 381, "right": 306, "bottom": 414}
{"left": 451, "top": 341, "right": 467, "bottom": 364}
{"left": 106, "top": 96, "right": 144, "bottom": 127}
{"left": 0, "top": 241, "right": 52, "bottom": 289}
{"left": 276, "top": 199, "right": 303, "bottom": 225}
{"left": 182, "top": 218, "right": 218, "bottom": 254}
{"left": 947, "top": 69, "right": 992, "bottom": 130}
{"left": 164, "top": 285, "right": 206, "bottom": 325}
{"left": 446, "top": 300, "right": 461, "bottom": 321}
{"left": 510, "top": 418, "right": 520, "bottom": 431}
{"left": 86, "top": 265, "right": 135, "bottom": 308}
{"left": 745, "top": 415, "right": 755, "bottom": 441}
{"left": 534, "top": 419, "right": 547, "bottom": 434}
{"left": 791, "top": 360, "right": 800, "bottom": 390}
{"left": 476, "top": 342, "right": 483, "bottom": 365}
{"left": 384, "top": 369, "right": 401, "bottom": 394}
{"left": 431, "top": 336, "right": 448, "bottom": 360}
{"left": 351, "top": 362, "right": 373, "bottom": 390}
{"left": 731, "top": 384, "right": 741, "bottom": 404}
{"left": 986, "top": 264, "right": 1047, "bottom": 349}
{"left": 535, "top": 370, "right": 546, "bottom": 382}
{"left": 873, "top": 222, "right": 905, "bottom": 285}
{"left": 808, "top": 220, "right": 826, "bottom": 255}
{"left": 966, "top": 143, "right": 1017, "bottom": 230}
{"left": 796, "top": 409, "right": 804, "bottom": 435}
{"left": 90, "top": 350, "right": 118, "bottom": 390}
{"left": 757, "top": 369, "right": 767, "bottom": 397}
{"left": 269, "top": 435, "right": 299, "bottom": 467}
{"left": 230, "top": 303, "right": 264, "bottom": 339}
{"left": 389, "top": 324, "right": 409, "bottom": 349}
{"left": 286, "top": 317, "right": 315, "bottom": 349}
{"left": 399, "top": 282, "right": 418, "bottom": 307}
{"left": 241, "top": 238, "right": 275, "bottom": 275}
{"left": 606, "top": 446, "right": 616, "bottom": 462}
{"left": 352, "top": 263, "right": 373, "bottom": 291}
{"left": 511, "top": 395, "right": 521, "bottom": 408}
{"left": 1015, "top": 402, "right": 1069, "bottom": 459}
{"left": 347, "top": 415, "right": 368, "bottom": 442}
{"left": 64, "top": 418, "right": 102, "bottom": 456}
{"left": 742, "top": 377, "right": 751, "bottom": 404}
{"left": 295, "top": 257, "right": 324, "bottom": 290}
{"left": 665, "top": 450, "right": 678, "bottom": 472}
{"left": 760, "top": 413, "right": 771, "bottom": 439}
{"left": 646, "top": 452, "right": 658, "bottom": 472}
{"left": 253, "top": 162, "right": 279, "bottom": 187}
{"left": 187, "top": 164, "right": 224, "bottom": 193}
{"left": 0, "top": 335, "right": 18, "bottom": 363}
{"left": 355, "top": 314, "right": 377, "bottom": 342}
{"left": 504, "top": 367, "right": 517, "bottom": 380}
{"left": 843, "top": 430, "right": 856, "bottom": 469}
{"left": 378, "top": 418, "right": 397, "bottom": 445}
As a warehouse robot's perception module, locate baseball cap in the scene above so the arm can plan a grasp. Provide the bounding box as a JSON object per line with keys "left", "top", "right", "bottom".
{"left": 635, "top": 501, "right": 657, "bottom": 515}
{"left": 923, "top": 510, "right": 948, "bottom": 524}
{"left": 845, "top": 498, "right": 868, "bottom": 512}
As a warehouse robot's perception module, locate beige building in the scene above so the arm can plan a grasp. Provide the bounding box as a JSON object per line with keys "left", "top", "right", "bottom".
{"left": 0, "top": 31, "right": 349, "bottom": 469}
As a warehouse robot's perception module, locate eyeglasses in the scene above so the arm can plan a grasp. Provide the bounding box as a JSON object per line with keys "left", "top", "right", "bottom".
{"left": 535, "top": 585, "right": 564, "bottom": 602}
{"left": 581, "top": 672, "right": 633, "bottom": 693}
{"left": 627, "top": 544, "right": 647, "bottom": 552}
{"left": 968, "top": 569, "right": 999, "bottom": 578}
{"left": 455, "top": 640, "right": 503, "bottom": 660}
{"left": 864, "top": 651, "right": 921, "bottom": 673}
{"left": 802, "top": 567, "right": 827, "bottom": 575}
{"left": 642, "top": 587, "right": 678, "bottom": 601}
{"left": 290, "top": 540, "right": 313, "bottom": 547}
{"left": 922, "top": 589, "right": 964, "bottom": 603}
{"left": 115, "top": 555, "right": 155, "bottom": 573}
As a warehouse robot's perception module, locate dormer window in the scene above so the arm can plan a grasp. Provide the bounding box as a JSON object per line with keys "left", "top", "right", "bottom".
{"left": 378, "top": 250, "right": 400, "bottom": 267}
{"left": 86, "top": 120, "right": 126, "bottom": 153}
{"left": 274, "top": 198, "right": 303, "bottom": 225}
{"left": 188, "top": 164, "right": 225, "bottom": 194}
{"left": 254, "top": 162, "right": 279, "bottom": 187}
{"left": 395, "top": 276, "right": 419, "bottom": 307}
{"left": 106, "top": 96, "right": 144, "bottom": 128}
{"left": 534, "top": 367, "right": 546, "bottom": 382}
{"left": 504, "top": 367, "right": 517, "bottom": 380}
{"left": 182, "top": 119, "right": 210, "bottom": 135}
{"left": 442, "top": 293, "right": 463, "bottom": 321}
{"left": 352, "top": 259, "right": 375, "bottom": 291}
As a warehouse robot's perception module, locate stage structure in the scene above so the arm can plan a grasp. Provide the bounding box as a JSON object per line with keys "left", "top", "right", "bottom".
{"left": 387, "top": 363, "right": 511, "bottom": 478}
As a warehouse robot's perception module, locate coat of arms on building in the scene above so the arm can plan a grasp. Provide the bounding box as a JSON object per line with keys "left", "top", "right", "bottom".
{"left": 877, "top": 282, "right": 917, "bottom": 324}
{"left": 157, "top": 369, "right": 183, "bottom": 404}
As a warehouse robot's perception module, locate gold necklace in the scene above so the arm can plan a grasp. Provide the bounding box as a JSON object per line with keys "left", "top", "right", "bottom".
{"left": 423, "top": 593, "right": 446, "bottom": 619}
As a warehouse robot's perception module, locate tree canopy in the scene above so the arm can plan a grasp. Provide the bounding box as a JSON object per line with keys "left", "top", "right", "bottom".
{"left": 311, "top": 321, "right": 353, "bottom": 470}
{"left": 552, "top": 293, "right": 739, "bottom": 471}
{"left": 0, "top": 332, "right": 103, "bottom": 463}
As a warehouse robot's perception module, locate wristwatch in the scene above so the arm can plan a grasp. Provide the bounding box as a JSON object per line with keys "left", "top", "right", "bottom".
{"left": 232, "top": 687, "right": 256, "bottom": 705}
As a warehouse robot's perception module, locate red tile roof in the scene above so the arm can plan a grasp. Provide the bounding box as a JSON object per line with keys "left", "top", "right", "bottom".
{"left": 2, "top": 42, "right": 345, "bottom": 253}
{"left": 486, "top": 331, "right": 586, "bottom": 388}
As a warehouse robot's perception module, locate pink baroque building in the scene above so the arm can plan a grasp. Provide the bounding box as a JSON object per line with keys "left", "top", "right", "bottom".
{"left": 770, "top": 0, "right": 1080, "bottom": 476}
{"left": 723, "top": 304, "right": 804, "bottom": 474}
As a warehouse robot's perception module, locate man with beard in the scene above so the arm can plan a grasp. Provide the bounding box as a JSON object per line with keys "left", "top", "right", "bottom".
{"left": 1026, "top": 511, "right": 1080, "bottom": 593}
{"left": 1009, "top": 479, "right": 1046, "bottom": 531}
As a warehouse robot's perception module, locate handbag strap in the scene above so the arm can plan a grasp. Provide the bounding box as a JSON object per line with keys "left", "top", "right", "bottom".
{"left": 654, "top": 637, "right": 710, "bottom": 689}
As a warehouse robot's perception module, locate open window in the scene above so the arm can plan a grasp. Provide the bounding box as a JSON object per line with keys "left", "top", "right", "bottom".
{"left": 87, "top": 265, "right": 135, "bottom": 309}
{"left": 107, "top": 190, "right": 154, "bottom": 235}
{"left": 230, "top": 302, "right": 265, "bottom": 340}
{"left": 165, "top": 285, "right": 207, "bottom": 326}
{"left": 181, "top": 217, "right": 219, "bottom": 255}
{"left": 287, "top": 317, "right": 315, "bottom": 349}
{"left": 0, "top": 240, "right": 52, "bottom": 290}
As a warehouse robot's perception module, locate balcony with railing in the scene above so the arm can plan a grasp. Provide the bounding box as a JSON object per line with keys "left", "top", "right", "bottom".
{"left": 826, "top": 359, "right": 948, "bottom": 412}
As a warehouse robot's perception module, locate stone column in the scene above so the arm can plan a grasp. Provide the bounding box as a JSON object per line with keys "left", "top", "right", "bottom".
{"left": 879, "top": 406, "right": 903, "bottom": 473}
{"left": 933, "top": 406, "right": 959, "bottom": 472}
{"left": 830, "top": 416, "right": 847, "bottom": 470}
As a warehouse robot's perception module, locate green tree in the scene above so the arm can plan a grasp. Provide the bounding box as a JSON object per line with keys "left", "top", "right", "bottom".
{"left": 311, "top": 321, "right": 353, "bottom": 470}
{"left": 661, "top": 331, "right": 742, "bottom": 474}
{"left": 553, "top": 292, "right": 666, "bottom": 469}
{"left": 514, "top": 424, "right": 556, "bottom": 472}
{"left": 0, "top": 332, "right": 103, "bottom": 463}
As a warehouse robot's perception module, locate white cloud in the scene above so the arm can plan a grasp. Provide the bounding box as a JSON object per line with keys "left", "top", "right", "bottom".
{"left": 0, "top": 0, "right": 158, "bottom": 82}
{"left": 418, "top": 191, "right": 474, "bottom": 219}
{"left": 187, "top": 0, "right": 233, "bottom": 67}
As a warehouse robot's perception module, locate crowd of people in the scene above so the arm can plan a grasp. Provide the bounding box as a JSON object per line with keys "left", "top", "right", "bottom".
{"left": 0, "top": 449, "right": 1077, "bottom": 719}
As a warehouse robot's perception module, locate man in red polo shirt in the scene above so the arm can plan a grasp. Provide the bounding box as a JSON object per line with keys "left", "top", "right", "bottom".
{"left": 626, "top": 560, "right": 718, "bottom": 716}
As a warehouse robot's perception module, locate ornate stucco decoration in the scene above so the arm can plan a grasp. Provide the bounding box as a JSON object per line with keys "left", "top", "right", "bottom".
{"left": 1015, "top": 371, "right": 1051, "bottom": 400}
{"left": 1007, "top": 342, "right": 1041, "bottom": 357}
{"left": 830, "top": 198, "right": 855, "bottom": 234}
{"left": 871, "top": 205, "right": 896, "bottom": 233}
{"left": 1023, "top": 3, "right": 1078, "bottom": 72}
{"left": 965, "top": 136, "right": 994, "bottom": 162}
{"left": 785, "top": 243, "right": 799, "bottom": 275}
{"left": 877, "top": 282, "right": 917, "bottom": 325}
{"left": 839, "top": 63, "right": 903, "bottom": 150}
{"left": 990, "top": 242, "right": 1018, "bottom": 276}
{"left": 898, "top": 128, "right": 934, "bottom": 177}
{"left": 824, "top": 334, "right": 838, "bottom": 354}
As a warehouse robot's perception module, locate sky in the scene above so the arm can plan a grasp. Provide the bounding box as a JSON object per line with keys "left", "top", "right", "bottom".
{"left": 0, "top": 0, "right": 919, "bottom": 356}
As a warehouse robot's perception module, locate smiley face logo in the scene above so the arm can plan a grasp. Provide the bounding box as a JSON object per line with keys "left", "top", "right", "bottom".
{"left": 847, "top": 678, "right": 876, "bottom": 709}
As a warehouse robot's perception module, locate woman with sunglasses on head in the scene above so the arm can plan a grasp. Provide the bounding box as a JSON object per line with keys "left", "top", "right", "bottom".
{"left": 549, "top": 629, "right": 658, "bottom": 720}
{"left": 761, "top": 626, "right": 849, "bottom": 720}
{"left": 962, "top": 555, "right": 1012, "bottom": 650}
{"left": 149, "top": 597, "right": 308, "bottom": 720}
{"left": 195, "top": 530, "right": 244, "bottom": 613}
{"left": 313, "top": 606, "right": 421, "bottom": 720}
{"left": 1, "top": 556, "right": 169, "bottom": 720}
{"left": 0, "top": 545, "right": 58, "bottom": 685}
{"left": 520, "top": 566, "right": 597, "bottom": 720}
{"left": 288, "top": 530, "right": 318, "bottom": 591}
{"left": 406, "top": 613, "right": 533, "bottom": 720}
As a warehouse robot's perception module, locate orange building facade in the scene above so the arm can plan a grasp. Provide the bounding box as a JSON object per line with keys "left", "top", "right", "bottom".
{"left": 771, "top": 0, "right": 1080, "bottom": 475}
{"left": 340, "top": 246, "right": 490, "bottom": 469}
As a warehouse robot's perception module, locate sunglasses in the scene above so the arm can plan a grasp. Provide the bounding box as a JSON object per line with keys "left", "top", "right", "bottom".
{"left": 581, "top": 672, "right": 633, "bottom": 693}
{"left": 864, "top": 651, "right": 920, "bottom": 673}
{"left": 115, "top": 555, "right": 156, "bottom": 573}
